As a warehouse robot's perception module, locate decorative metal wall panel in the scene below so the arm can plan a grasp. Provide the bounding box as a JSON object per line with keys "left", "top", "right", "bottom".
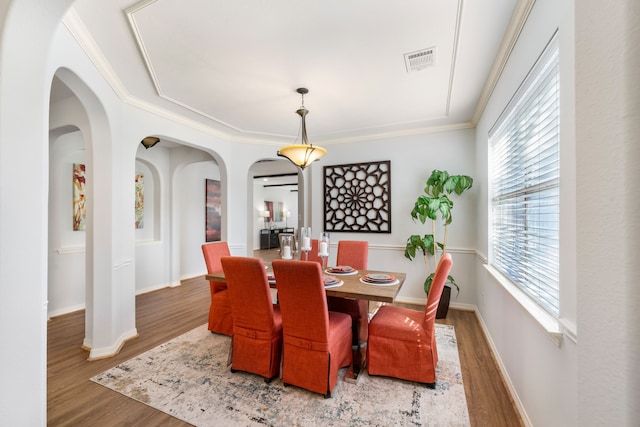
{"left": 323, "top": 160, "right": 391, "bottom": 233}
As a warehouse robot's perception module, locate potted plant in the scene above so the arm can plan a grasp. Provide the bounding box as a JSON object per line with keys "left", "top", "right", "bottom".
{"left": 404, "top": 169, "right": 473, "bottom": 318}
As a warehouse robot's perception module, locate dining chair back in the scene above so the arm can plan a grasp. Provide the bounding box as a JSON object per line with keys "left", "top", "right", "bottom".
{"left": 201, "top": 242, "right": 233, "bottom": 335}
{"left": 329, "top": 240, "right": 370, "bottom": 353}
{"left": 271, "top": 259, "right": 352, "bottom": 397}
{"left": 305, "top": 239, "right": 322, "bottom": 264}
{"left": 336, "top": 240, "right": 368, "bottom": 270}
{"left": 221, "top": 256, "right": 283, "bottom": 381}
{"left": 367, "top": 253, "right": 453, "bottom": 387}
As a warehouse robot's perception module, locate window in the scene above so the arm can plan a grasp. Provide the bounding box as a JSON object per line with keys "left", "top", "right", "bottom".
{"left": 489, "top": 33, "right": 560, "bottom": 317}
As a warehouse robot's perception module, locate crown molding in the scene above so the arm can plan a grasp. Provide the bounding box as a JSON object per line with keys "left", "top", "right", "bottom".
{"left": 63, "top": 5, "right": 488, "bottom": 148}
{"left": 471, "top": 0, "right": 536, "bottom": 124}
{"left": 63, "top": 7, "right": 232, "bottom": 141}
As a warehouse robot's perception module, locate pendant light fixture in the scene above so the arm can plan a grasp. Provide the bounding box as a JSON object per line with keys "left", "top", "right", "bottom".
{"left": 277, "top": 88, "right": 326, "bottom": 169}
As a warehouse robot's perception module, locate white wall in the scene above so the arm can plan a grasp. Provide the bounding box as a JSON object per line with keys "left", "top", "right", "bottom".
{"left": 575, "top": 0, "right": 640, "bottom": 425}
{"left": 180, "top": 160, "right": 221, "bottom": 278}
{"left": 0, "top": 1, "right": 75, "bottom": 424}
{"left": 474, "top": 0, "right": 578, "bottom": 425}
{"left": 305, "top": 128, "right": 477, "bottom": 304}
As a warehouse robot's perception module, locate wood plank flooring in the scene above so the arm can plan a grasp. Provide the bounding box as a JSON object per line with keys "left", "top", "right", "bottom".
{"left": 48, "top": 269, "right": 523, "bottom": 426}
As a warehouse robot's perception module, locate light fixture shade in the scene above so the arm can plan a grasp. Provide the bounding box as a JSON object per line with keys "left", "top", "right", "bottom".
{"left": 277, "top": 144, "right": 327, "bottom": 169}
{"left": 260, "top": 210, "right": 270, "bottom": 218}
{"left": 277, "top": 88, "right": 327, "bottom": 170}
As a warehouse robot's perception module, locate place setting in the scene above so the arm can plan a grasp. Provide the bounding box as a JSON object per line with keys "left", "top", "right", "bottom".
{"left": 323, "top": 274, "right": 344, "bottom": 289}
{"left": 359, "top": 272, "right": 399, "bottom": 286}
{"left": 325, "top": 265, "right": 358, "bottom": 275}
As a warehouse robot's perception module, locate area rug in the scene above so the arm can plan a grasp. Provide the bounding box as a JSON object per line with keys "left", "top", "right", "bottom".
{"left": 91, "top": 324, "right": 470, "bottom": 426}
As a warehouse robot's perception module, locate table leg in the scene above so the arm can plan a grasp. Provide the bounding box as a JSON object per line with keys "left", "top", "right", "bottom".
{"left": 344, "top": 341, "right": 367, "bottom": 384}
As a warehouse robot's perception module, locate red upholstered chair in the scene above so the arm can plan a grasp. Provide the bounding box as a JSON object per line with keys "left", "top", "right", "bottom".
{"left": 201, "top": 242, "right": 233, "bottom": 336}
{"left": 221, "top": 256, "right": 283, "bottom": 382}
{"left": 271, "top": 259, "right": 352, "bottom": 398}
{"left": 305, "top": 239, "right": 322, "bottom": 264}
{"left": 367, "top": 253, "right": 453, "bottom": 387}
{"left": 328, "top": 241, "right": 370, "bottom": 364}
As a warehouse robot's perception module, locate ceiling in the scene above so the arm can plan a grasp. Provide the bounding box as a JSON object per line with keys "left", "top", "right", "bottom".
{"left": 58, "top": 0, "right": 522, "bottom": 147}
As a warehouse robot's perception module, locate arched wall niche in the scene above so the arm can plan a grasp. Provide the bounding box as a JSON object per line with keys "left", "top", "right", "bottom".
{"left": 134, "top": 138, "right": 228, "bottom": 288}
{"left": 48, "top": 127, "right": 86, "bottom": 317}
{"left": 134, "top": 157, "right": 161, "bottom": 242}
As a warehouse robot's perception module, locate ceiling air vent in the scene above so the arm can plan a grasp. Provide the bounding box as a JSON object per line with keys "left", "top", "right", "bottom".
{"left": 404, "top": 47, "right": 436, "bottom": 72}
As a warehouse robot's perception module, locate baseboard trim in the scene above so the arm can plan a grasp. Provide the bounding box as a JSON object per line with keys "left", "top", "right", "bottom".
{"left": 87, "top": 328, "right": 139, "bottom": 361}
{"left": 48, "top": 303, "right": 85, "bottom": 319}
{"left": 393, "top": 298, "right": 531, "bottom": 426}
{"left": 474, "top": 309, "right": 532, "bottom": 426}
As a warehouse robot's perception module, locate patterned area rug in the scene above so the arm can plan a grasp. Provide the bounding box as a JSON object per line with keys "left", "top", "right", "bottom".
{"left": 91, "top": 324, "right": 470, "bottom": 426}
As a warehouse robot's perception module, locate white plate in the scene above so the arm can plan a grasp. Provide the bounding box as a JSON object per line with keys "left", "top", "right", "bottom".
{"left": 324, "top": 280, "right": 344, "bottom": 289}
{"left": 359, "top": 277, "right": 400, "bottom": 286}
{"left": 323, "top": 275, "right": 340, "bottom": 285}
{"left": 365, "top": 273, "right": 393, "bottom": 281}
{"left": 325, "top": 267, "right": 358, "bottom": 275}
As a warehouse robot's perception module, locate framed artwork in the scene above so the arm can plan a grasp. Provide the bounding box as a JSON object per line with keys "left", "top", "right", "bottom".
{"left": 205, "top": 179, "right": 221, "bottom": 242}
{"left": 135, "top": 173, "right": 144, "bottom": 229}
{"left": 323, "top": 160, "right": 391, "bottom": 233}
{"left": 72, "top": 163, "right": 86, "bottom": 231}
{"left": 264, "top": 201, "right": 284, "bottom": 224}
{"left": 264, "top": 201, "right": 274, "bottom": 222}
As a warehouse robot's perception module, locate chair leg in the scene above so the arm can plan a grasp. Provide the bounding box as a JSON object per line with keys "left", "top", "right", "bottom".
{"left": 264, "top": 374, "right": 277, "bottom": 384}
{"left": 324, "top": 391, "right": 332, "bottom": 399}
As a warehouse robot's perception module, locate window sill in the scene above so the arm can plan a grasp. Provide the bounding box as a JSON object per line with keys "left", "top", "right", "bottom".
{"left": 483, "top": 264, "right": 564, "bottom": 347}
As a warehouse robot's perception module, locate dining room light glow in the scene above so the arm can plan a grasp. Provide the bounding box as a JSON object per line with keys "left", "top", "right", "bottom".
{"left": 277, "top": 88, "right": 327, "bottom": 170}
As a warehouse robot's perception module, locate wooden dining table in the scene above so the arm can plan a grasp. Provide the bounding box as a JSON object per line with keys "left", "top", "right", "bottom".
{"left": 206, "top": 267, "right": 405, "bottom": 303}
{"left": 205, "top": 263, "right": 406, "bottom": 382}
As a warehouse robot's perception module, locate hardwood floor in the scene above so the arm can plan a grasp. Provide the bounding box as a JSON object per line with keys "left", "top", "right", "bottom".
{"left": 48, "top": 266, "right": 523, "bottom": 426}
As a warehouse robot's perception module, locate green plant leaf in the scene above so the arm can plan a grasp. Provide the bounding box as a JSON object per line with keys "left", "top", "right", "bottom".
{"left": 422, "top": 234, "right": 435, "bottom": 255}
{"left": 447, "top": 275, "right": 460, "bottom": 295}
{"left": 404, "top": 235, "right": 421, "bottom": 260}
{"left": 424, "top": 273, "right": 460, "bottom": 296}
{"left": 443, "top": 175, "right": 458, "bottom": 194}
{"left": 404, "top": 234, "right": 434, "bottom": 260}
{"left": 438, "top": 196, "right": 453, "bottom": 224}
{"left": 454, "top": 175, "right": 474, "bottom": 195}
{"left": 411, "top": 196, "right": 431, "bottom": 224}
{"left": 425, "top": 170, "right": 449, "bottom": 197}
{"left": 424, "top": 273, "right": 434, "bottom": 295}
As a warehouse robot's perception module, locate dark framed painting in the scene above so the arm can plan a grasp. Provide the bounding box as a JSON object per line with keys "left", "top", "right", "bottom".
{"left": 205, "top": 179, "right": 221, "bottom": 242}
{"left": 323, "top": 160, "right": 391, "bottom": 233}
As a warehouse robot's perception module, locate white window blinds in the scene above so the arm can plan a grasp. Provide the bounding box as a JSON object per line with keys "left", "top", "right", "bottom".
{"left": 489, "top": 33, "right": 560, "bottom": 317}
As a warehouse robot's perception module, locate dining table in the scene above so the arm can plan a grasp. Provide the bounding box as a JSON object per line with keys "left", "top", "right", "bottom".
{"left": 206, "top": 262, "right": 406, "bottom": 383}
